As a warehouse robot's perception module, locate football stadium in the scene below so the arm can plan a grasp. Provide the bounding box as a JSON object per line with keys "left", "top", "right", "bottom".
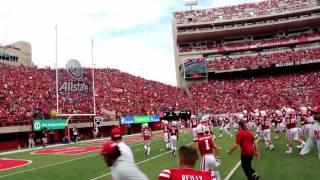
{"left": 1, "top": 0, "right": 320, "bottom": 179}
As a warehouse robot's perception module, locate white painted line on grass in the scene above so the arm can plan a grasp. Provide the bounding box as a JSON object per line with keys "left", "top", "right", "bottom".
{"left": 134, "top": 149, "right": 140, "bottom": 152}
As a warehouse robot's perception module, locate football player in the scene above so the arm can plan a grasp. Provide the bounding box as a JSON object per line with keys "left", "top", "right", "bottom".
{"left": 142, "top": 123, "right": 152, "bottom": 155}
{"left": 196, "top": 123, "right": 221, "bottom": 171}
{"left": 162, "top": 120, "right": 170, "bottom": 150}
{"left": 260, "top": 110, "right": 274, "bottom": 150}
{"left": 285, "top": 108, "right": 305, "bottom": 154}
{"left": 300, "top": 106, "right": 320, "bottom": 160}
{"left": 170, "top": 121, "right": 179, "bottom": 156}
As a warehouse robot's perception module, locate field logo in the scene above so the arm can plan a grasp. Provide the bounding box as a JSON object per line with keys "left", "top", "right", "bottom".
{"left": 66, "top": 59, "right": 84, "bottom": 79}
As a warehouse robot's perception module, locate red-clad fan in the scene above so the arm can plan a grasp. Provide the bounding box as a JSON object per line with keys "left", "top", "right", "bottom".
{"left": 162, "top": 120, "right": 170, "bottom": 149}
{"left": 158, "top": 146, "right": 220, "bottom": 180}
{"left": 285, "top": 108, "right": 305, "bottom": 154}
{"left": 190, "top": 115, "right": 199, "bottom": 143}
{"left": 142, "top": 123, "right": 152, "bottom": 155}
{"left": 196, "top": 123, "right": 221, "bottom": 171}
{"left": 260, "top": 110, "right": 274, "bottom": 150}
{"left": 169, "top": 121, "right": 179, "bottom": 156}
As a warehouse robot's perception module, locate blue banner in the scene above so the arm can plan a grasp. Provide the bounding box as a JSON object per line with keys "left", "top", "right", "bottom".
{"left": 121, "top": 116, "right": 134, "bottom": 124}
{"left": 150, "top": 116, "right": 160, "bottom": 122}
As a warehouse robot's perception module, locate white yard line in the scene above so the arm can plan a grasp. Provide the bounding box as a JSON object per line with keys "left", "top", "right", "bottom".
{"left": 224, "top": 137, "right": 260, "bottom": 180}
{"left": 89, "top": 142, "right": 192, "bottom": 180}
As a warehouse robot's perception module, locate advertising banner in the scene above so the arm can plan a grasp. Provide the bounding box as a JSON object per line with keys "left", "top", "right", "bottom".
{"left": 33, "top": 119, "right": 67, "bottom": 131}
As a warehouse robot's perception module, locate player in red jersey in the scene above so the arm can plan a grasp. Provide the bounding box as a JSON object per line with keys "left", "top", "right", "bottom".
{"left": 285, "top": 108, "right": 305, "bottom": 154}
{"left": 196, "top": 123, "right": 221, "bottom": 171}
{"left": 142, "top": 123, "right": 152, "bottom": 155}
{"left": 260, "top": 111, "right": 274, "bottom": 150}
{"left": 170, "top": 121, "right": 179, "bottom": 156}
{"left": 162, "top": 120, "right": 170, "bottom": 150}
{"left": 158, "top": 145, "right": 220, "bottom": 180}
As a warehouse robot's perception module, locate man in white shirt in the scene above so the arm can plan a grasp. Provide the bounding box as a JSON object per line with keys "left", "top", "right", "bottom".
{"left": 99, "top": 141, "right": 148, "bottom": 180}
{"left": 111, "top": 126, "right": 134, "bottom": 162}
{"left": 300, "top": 106, "right": 320, "bottom": 160}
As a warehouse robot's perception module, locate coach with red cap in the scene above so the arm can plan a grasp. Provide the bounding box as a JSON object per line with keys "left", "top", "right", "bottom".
{"left": 300, "top": 106, "right": 320, "bottom": 160}
{"left": 100, "top": 140, "right": 148, "bottom": 180}
{"left": 111, "top": 126, "right": 134, "bottom": 162}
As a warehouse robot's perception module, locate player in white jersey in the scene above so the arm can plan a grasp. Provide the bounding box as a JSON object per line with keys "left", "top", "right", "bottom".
{"left": 300, "top": 107, "right": 313, "bottom": 140}
{"left": 285, "top": 108, "right": 306, "bottom": 154}
{"left": 219, "top": 116, "right": 233, "bottom": 138}
{"left": 300, "top": 106, "right": 320, "bottom": 160}
{"left": 170, "top": 121, "right": 179, "bottom": 156}
{"left": 190, "top": 115, "right": 199, "bottom": 143}
{"left": 162, "top": 120, "right": 170, "bottom": 150}
{"left": 260, "top": 111, "right": 274, "bottom": 150}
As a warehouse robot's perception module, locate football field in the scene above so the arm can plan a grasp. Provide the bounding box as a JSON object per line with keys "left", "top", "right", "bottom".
{"left": 0, "top": 128, "right": 319, "bottom": 180}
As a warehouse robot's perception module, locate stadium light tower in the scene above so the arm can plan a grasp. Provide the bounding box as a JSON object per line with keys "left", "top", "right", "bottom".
{"left": 184, "top": 0, "right": 198, "bottom": 10}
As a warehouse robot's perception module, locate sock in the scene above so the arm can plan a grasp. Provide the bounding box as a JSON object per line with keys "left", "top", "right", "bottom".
{"left": 147, "top": 147, "right": 150, "bottom": 155}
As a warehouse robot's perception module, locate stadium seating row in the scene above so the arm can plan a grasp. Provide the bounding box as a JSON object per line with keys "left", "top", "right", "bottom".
{"left": 174, "top": 0, "right": 318, "bottom": 24}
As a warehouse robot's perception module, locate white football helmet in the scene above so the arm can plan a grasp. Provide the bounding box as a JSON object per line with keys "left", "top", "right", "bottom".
{"left": 172, "top": 121, "right": 177, "bottom": 126}
{"left": 143, "top": 123, "right": 148, "bottom": 128}
{"left": 191, "top": 115, "right": 197, "bottom": 119}
{"left": 238, "top": 113, "right": 244, "bottom": 120}
{"left": 260, "top": 110, "right": 267, "bottom": 117}
{"left": 243, "top": 110, "right": 248, "bottom": 115}
{"left": 196, "top": 124, "right": 206, "bottom": 134}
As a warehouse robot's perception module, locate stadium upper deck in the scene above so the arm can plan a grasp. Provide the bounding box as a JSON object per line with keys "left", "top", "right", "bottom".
{"left": 172, "top": 0, "right": 320, "bottom": 87}
{"left": 174, "top": 0, "right": 319, "bottom": 25}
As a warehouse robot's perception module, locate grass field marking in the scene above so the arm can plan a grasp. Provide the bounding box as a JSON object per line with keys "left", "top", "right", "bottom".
{"left": 0, "top": 158, "right": 33, "bottom": 171}
{"left": 0, "top": 131, "right": 162, "bottom": 156}
{"left": 224, "top": 137, "right": 260, "bottom": 180}
{"left": 89, "top": 142, "right": 193, "bottom": 180}
{"left": 0, "top": 154, "right": 96, "bottom": 178}
{"left": 0, "top": 131, "right": 166, "bottom": 178}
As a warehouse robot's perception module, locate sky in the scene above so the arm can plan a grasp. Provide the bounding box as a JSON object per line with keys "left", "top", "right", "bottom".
{"left": 0, "top": 0, "right": 261, "bottom": 86}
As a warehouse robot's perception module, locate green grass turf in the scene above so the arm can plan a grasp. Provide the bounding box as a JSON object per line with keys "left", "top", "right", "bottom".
{"left": 0, "top": 128, "right": 319, "bottom": 180}
{"left": 230, "top": 130, "right": 320, "bottom": 180}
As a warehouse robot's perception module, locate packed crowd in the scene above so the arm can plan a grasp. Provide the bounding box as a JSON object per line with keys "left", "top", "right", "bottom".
{"left": 178, "top": 31, "right": 320, "bottom": 53}
{"left": 0, "top": 63, "right": 191, "bottom": 124}
{"left": 174, "top": 0, "right": 318, "bottom": 24}
{"left": 206, "top": 46, "right": 320, "bottom": 71}
{"left": 189, "top": 71, "right": 320, "bottom": 114}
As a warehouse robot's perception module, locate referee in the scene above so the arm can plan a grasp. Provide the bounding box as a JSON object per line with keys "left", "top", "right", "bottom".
{"left": 228, "top": 120, "right": 260, "bottom": 180}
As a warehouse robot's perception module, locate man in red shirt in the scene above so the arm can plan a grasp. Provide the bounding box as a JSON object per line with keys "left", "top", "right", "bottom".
{"left": 158, "top": 145, "right": 220, "bottom": 180}
{"left": 228, "top": 121, "right": 260, "bottom": 180}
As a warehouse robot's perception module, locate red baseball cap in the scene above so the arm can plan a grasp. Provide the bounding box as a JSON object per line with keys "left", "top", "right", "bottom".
{"left": 111, "top": 127, "right": 122, "bottom": 138}
{"left": 99, "top": 140, "right": 117, "bottom": 156}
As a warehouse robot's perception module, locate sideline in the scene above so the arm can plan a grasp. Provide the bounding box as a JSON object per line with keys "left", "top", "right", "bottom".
{"left": 0, "top": 131, "right": 161, "bottom": 156}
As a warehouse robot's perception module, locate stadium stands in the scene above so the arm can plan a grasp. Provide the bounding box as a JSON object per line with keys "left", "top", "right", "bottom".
{"left": 0, "top": 63, "right": 191, "bottom": 125}
{"left": 206, "top": 46, "right": 320, "bottom": 71}
{"left": 189, "top": 71, "right": 320, "bottom": 114}
{"left": 178, "top": 32, "right": 320, "bottom": 53}
{"left": 174, "top": 0, "right": 318, "bottom": 24}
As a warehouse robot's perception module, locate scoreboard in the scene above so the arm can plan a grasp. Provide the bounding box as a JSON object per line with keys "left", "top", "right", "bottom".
{"left": 183, "top": 57, "right": 207, "bottom": 78}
